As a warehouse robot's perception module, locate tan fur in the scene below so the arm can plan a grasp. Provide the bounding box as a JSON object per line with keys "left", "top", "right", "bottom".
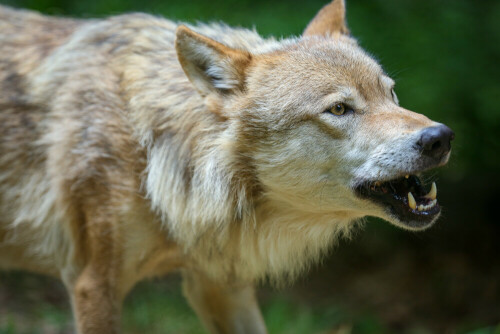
{"left": 0, "top": 1, "right": 450, "bottom": 333}
{"left": 304, "top": 0, "right": 350, "bottom": 36}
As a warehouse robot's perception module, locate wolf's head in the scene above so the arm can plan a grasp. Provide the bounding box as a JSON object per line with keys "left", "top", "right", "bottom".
{"left": 175, "top": 0, "right": 453, "bottom": 231}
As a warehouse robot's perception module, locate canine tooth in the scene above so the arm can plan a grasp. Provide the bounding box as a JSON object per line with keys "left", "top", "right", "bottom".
{"left": 405, "top": 175, "right": 409, "bottom": 179}
{"left": 408, "top": 192, "right": 416, "bottom": 210}
{"left": 425, "top": 182, "right": 437, "bottom": 200}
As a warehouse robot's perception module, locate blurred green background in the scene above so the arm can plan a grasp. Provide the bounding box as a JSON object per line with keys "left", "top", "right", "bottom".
{"left": 0, "top": 0, "right": 499, "bottom": 333}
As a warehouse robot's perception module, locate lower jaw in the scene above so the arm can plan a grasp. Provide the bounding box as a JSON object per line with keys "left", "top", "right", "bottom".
{"left": 393, "top": 220, "right": 438, "bottom": 231}
{"left": 387, "top": 206, "right": 440, "bottom": 230}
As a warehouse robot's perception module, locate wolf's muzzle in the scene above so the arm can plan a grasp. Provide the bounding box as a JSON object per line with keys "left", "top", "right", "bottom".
{"left": 417, "top": 124, "right": 455, "bottom": 161}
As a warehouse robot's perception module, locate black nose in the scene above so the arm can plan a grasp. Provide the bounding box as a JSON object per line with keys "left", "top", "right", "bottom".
{"left": 417, "top": 125, "right": 455, "bottom": 159}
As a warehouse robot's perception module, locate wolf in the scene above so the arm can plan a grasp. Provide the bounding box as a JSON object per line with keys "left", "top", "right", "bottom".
{"left": 0, "top": 0, "right": 454, "bottom": 333}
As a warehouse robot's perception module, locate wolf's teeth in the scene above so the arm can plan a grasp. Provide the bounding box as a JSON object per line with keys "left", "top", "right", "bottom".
{"left": 408, "top": 192, "right": 416, "bottom": 210}
{"left": 415, "top": 199, "right": 438, "bottom": 212}
{"left": 424, "top": 182, "right": 437, "bottom": 200}
{"left": 405, "top": 175, "right": 409, "bottom": 179}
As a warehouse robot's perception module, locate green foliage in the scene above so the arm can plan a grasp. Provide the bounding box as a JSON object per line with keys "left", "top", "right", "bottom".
{"left": 464, "top": 324, "right": 500, "bottom": 334}
{"left": 122, "top": 281, "right": 204, "bottom": 334}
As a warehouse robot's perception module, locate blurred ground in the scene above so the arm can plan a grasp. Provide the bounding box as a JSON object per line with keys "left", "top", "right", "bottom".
{"left": 0, "top": 0, "right": 499, "bottom": 333}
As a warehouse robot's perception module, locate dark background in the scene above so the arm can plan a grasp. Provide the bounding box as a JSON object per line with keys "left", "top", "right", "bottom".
{"left": 0, "top": 0, "right": 499, "bottom": 333}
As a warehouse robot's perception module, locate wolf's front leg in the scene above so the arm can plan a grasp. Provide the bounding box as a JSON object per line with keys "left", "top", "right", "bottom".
{"left": 70, "top": 264, "right": 122, "bottom": 334}
{"left": 64, "top": 201, "right": 124, "bottom": 334}
{"left": 182, "top": 270, "right": 267, "bottom": 334}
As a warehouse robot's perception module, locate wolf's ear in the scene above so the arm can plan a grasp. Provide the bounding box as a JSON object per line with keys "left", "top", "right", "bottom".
{"left": 175, "top": 25, "right": 252, "bottom": 96}
{"left": 303, "top": 0, "right": 349, "bottom": 37}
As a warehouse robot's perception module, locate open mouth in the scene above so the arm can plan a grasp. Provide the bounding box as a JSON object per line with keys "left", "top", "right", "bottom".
{"left": 355, "top": 175, "right": 439, "bottom": 228}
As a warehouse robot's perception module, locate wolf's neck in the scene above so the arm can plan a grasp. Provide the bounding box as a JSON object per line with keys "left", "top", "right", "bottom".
{"left": 251, "top": 199, "right": 360, "bottom": 282}
{"left": 184, "top": 194, "right": 360, "bottom": 283}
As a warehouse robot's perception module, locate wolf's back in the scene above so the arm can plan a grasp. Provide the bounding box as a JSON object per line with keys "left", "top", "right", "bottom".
{"left": 0, "top": 6, "right": 82, "bottom": 104}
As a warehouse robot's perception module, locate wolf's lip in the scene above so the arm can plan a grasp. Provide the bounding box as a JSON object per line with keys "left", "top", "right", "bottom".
{"left": 355, "top": 174, "right": 440, "bottom": 227}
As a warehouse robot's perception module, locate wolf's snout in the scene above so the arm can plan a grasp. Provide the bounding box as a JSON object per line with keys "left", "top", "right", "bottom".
{"left": 417, "top": 125, "right": 455, "bottom": 159}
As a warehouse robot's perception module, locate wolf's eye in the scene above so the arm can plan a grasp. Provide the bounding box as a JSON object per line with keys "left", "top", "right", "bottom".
{"left": 330, "top": 103, "right": 346, "bottom": 116}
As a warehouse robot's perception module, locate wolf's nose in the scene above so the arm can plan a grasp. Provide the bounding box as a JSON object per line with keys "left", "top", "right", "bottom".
{"left": 417, "top": 125, "right": 455, "bottom": 159}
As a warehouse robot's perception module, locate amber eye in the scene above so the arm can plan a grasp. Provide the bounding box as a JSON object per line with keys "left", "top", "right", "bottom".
{"left": 330, "top": 103, "right": 346, "bottom": 115}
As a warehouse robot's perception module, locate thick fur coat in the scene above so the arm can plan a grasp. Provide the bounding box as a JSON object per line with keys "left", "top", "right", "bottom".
{"left": 0, "top": 1, "right": 452, "bottom": 333}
